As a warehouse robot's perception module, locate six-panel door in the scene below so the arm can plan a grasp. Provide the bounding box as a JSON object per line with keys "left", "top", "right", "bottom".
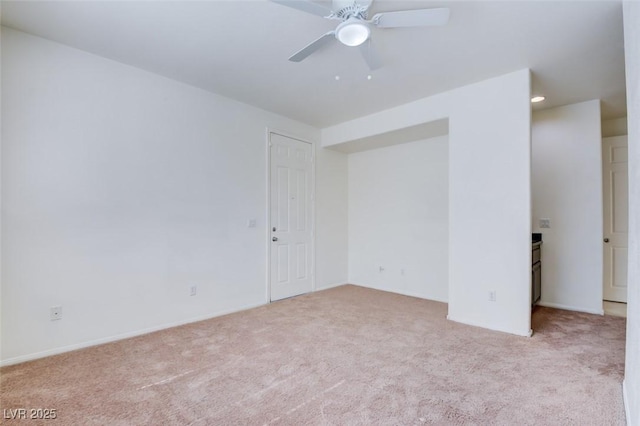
{"left": 269, "top": 133, "right": 313, "bottom": 301}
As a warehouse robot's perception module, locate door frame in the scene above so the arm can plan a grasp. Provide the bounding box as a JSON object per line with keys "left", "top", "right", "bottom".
{"left": 265, "top": 128, "right": 316, "bottom": 303}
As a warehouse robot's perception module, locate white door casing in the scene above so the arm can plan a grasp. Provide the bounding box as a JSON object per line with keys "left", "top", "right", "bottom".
{"left": 269, "top": 132, "right": 314, "bottom": 301}
{"left": 602, "top": 135, "right": 628, "bottom": 303}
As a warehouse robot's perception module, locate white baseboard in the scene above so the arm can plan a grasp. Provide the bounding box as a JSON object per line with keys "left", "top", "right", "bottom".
{"left": 314, "top": 281, "right": 349, "bottom": 291}
{"left": 0, "top": 301, "right": 266, "bottom": 367}
{"left": 446, "top": 314, "right": 531, "bottom": 337}
{"left": 349, "top": 282, "right": 448, "bottom": 304}
{"left": 536, "top": 301, "right": 604, "bottom": 315}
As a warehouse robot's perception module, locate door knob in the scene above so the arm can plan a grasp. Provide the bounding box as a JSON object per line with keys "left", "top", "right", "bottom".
{"left": 604, "top": 238, "right": 610, "bottom": 243}
{"left": 272, "top": 237, "right": 278, "bottom": 242}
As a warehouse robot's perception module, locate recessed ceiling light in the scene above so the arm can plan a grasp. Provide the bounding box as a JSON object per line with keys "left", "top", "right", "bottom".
{"left": 531, "top": 96, "right": 546, "bottom": 103}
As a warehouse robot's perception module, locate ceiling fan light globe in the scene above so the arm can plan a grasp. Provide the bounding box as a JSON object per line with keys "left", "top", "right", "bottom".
{"left": 336, "top": 19, "right": 370, "bottom": 47}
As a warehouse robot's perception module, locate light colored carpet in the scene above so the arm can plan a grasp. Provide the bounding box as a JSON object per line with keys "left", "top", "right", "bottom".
{"left": 1, "top": 285, "right": 627, "bottom": 425}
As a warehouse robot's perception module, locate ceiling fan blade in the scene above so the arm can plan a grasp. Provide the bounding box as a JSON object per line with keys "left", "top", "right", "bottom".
{"left": 289, "top": 31, "right": 336, "bottom": 62}
{"left": 372, "top": 8, "right": 450, "bottom": 28}
{"left": 270, "top": 0, "right": 333, "bottom": 18}
{"left": 359, "top": 40, "right": 382, "bottom": 71}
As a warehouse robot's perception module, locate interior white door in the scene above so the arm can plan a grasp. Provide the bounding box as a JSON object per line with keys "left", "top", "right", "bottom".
{"left": 602, "top": 135, "right": 628, "bottom": 303}
{"left": 269, "top": 133, "right": 313, "bottom": 301}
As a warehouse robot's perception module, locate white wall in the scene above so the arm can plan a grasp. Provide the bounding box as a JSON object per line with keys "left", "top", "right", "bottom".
{"left": 348, "top": 136, "right": 448, "bottom": 302}
{"left": 315, "top": 147, "right": 349, "bottom": 290}
{"left": 0, "top": 28, "right": 348, "bottom": 365}
{"left": 531, "top": 100, "right": 604, "bottom": 314}
{"left": 324, "top": 69, "right": 532, "bottom": 336}
{"left": 602, "top": 116, "right": 628, "bottom": 138}
{"left": 623, "top": 2, "right": 640, "bottom": 424}
{"left": 323, "top": 91, "right": 451, "bottom": 147}
{"left": 0, "top": 25, "right": 3, "bottom": 361}
{"left": 446, "top": 71, "right": 532, "bottom": 335}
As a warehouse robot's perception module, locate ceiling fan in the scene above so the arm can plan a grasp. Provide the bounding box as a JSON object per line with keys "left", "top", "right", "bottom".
{"left": 271, "top": 0, "right": 450, "bottom": 70}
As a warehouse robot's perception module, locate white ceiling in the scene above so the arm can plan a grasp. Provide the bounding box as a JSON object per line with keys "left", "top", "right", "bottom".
{"left": 1, "top": 0, "right": 627, "bottom": 128}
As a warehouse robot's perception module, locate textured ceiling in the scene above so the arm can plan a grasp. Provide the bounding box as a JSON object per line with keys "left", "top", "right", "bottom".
{"left": 1, "top": 0, "right": 627, "bottom": 127}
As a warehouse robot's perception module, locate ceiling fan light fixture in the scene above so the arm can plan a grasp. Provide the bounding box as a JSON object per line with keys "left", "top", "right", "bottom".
{"left": 336, "top": 18, "right": 370, "bottom": 47}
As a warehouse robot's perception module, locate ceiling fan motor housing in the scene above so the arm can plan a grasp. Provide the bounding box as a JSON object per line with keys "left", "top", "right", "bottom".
{"left": 331, "top": 0, "right": 372, "bottom": 47}
{"left": 331, "top": 0, "right": 371, "bottom": 20}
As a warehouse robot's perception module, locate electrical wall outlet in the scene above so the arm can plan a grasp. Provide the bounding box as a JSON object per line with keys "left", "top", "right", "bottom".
{"left": 488, "top": 291, "right": 496, "bottom": 302}
{"left": 50, "top": 306, "right": 62, "bottom": 321}
{"left": 539, "top": 218, "right": 551, "bottom": 229}
{"left": 190, "top": 286, "right": 197, "bottom": 296}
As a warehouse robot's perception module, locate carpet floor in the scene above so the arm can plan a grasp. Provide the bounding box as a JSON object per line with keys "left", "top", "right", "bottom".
{"left": 0, "top": 285, "right": 627, "bottom": 425}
